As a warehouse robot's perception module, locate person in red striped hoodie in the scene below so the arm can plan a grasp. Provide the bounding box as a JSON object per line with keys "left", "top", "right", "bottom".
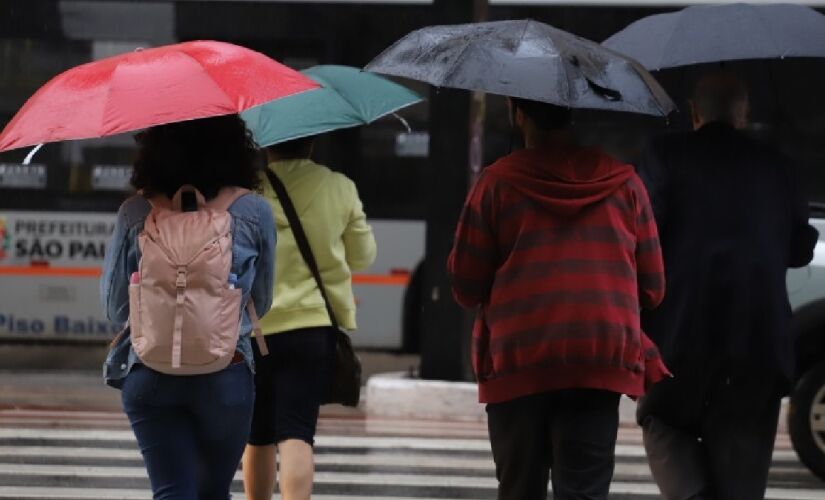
{"left": 447, "top": 97, "right": 669, "bottom": 500}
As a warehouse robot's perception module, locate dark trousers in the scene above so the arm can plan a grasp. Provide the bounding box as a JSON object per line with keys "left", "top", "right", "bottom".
{"left": 121, "top": 363, "right": 254, "bottom": 500}
{"left": 637, "top": 366, "right": 782, "bottom": 500}
{"left": 486, "top": 389, "right": 621, "bottom": 500}
{"left": 248, "top": 327, "right": 335, "bottom": 446}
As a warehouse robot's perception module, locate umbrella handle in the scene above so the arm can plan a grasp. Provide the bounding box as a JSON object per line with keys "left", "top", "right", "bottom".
{"left": 23, "top": 144, "right": 43, "bottom": 165}
{"left": 392, "top": 113, "right": 413, "bottom": 133}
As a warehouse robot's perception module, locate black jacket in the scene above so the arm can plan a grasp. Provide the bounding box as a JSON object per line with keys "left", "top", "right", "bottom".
{"left": 637, "top": 122, "right": 818, "bottom": 390}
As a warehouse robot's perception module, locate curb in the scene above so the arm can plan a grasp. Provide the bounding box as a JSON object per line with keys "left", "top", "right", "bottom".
{"left": 365, "top": 372, "right": 790, "bottom": 430}
{"left": 365, "top": 371, "right": 638, "bottom": 424}
{"left": 366, "top": 371, "right": 485, "bottom": 422}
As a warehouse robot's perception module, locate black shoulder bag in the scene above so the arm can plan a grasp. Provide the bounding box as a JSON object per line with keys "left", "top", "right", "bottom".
{"left": 265, "top": 169, "right": 362, "bottom": 407}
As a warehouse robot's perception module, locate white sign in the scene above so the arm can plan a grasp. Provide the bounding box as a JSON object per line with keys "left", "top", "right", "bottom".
{"left": 0, "top": 211, "right": 119, "bottom": 341}
{"left": 0, "top": 211, "right": 116, "bottom": 266}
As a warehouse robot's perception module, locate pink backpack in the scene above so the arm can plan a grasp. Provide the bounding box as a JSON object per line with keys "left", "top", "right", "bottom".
{"left": 128, "top": 185, "right": 267, "bottom": 375}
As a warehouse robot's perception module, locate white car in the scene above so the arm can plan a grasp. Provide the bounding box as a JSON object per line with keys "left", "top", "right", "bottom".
{"left": 787, "top": 212, "right": 825, "bottom": 480}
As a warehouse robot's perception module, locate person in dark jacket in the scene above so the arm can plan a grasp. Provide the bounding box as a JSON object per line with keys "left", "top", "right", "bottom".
{"left": 636, "top": 71, "right": 818, "bottom": 500}
{"left": 447, "top": 97, "right": 670, "bottom": 500}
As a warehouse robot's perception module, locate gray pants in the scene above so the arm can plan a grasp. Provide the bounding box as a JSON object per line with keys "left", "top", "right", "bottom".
{"left": 638, "top": 366, "right": 782, "bottom": 500}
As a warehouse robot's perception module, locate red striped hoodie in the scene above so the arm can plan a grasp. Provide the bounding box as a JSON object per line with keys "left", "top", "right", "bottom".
{"left": 447, "top": 144, "right": 668, "bottom": 404}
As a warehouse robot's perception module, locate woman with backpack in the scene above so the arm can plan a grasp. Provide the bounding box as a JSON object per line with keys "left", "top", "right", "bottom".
{"left": 101, "top": 114, "right": 276, "bottom": 500}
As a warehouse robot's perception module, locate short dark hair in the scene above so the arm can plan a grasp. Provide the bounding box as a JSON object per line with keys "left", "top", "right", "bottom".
{"left": 130, "top": 114, "right": 260, "bottom": 200}
{"left": 691, "top": 71, "right": 748, "bottom": 125}
{"left": 265, "top": 136, "right": 314, "bottom": 160}
{"left": 511, "top": 98, "right": 571, "bottom": 131}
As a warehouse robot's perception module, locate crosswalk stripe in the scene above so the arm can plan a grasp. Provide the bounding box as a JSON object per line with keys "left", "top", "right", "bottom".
{"left": 0, "top": 459, "right": 647, "bottom": 480}
{"left": 0, "top": 409, "right": 492, "bottom": 437}
{"left": 0, "top": 462, "right": 819, "bottom": 492}
{"left": 0, "top": 484, "right": 822, "bottom": 500}
{"left": 0, "top": 488, "right": 454, "bottom": 500}
{"left": 0, "top": 487, "right": 151, "bottom": 500}
{"left": 0, "top": 428, "right": 802, "bottom": 462}
{"left": 0, "top": 446, "right": 139, "bottom": 460}
{"left": 0, "top": 447, "right": 817, "bottom": 482}
{"left": 0, "top": 426, "right": 820, "bottom": 500}
{"left": 0, "top": 428, "right": 134, "bottom": 440}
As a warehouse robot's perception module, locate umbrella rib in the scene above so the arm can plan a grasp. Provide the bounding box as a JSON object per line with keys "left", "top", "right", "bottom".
{"left": 517, "top": 19, "right": 532, "bottom": 54}
{"left": 307, "top": 79, "right": 419, "bottom": 125}
{"left": 177, "top": 49, "right": 239, "bottom": 111}
{"left": 746, "top": 4, "right": 784, "bottom": 60}
{"left": 439, "top": 40, "right": 478, "bottom": 89}
{"left": 648, "top": 9, "right": 685, "bottom": 71}
{"left": 441, "top": 20, "right": 533, "bottom": 93}
{"left": 634, "top": 65, "right": 669, "bottom": 116}
{"left": 95, "top": 62, "right": 123, "bottom": 138}
{"left": 366, "top": 31, "right": 421, "bottom": 76}
{"left": 314, "top": 82, "right": 370, "bottom": 120}
{"left": 656, "top": 16, "right": 677, "bottom": 71}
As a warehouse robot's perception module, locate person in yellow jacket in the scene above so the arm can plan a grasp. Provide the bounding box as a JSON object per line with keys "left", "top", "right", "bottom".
{"left": 242, "top": 137, "right": 377, "bottom": 500}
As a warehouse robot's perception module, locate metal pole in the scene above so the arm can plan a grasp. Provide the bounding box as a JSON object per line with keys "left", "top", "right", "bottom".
{"left": 419, "top": 0, "right": 488, "bottom": 381}
{"left": 468, "top": 0, "right": 488, "bottom": 182}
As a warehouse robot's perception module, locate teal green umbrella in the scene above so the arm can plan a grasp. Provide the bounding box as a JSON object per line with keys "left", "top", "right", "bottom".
{"left": 242, "top": 65, "right": 423, "bottom": 147}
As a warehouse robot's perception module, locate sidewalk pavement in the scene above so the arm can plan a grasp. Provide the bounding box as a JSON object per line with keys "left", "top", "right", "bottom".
{"left": 0, "top": 370, "right": 121, "bottom": 411}
{"left": 0, "top": 348, "right": 418, "bottom": 411}
{"left": 0, "top": 369, "right": 638, "bottom": 423}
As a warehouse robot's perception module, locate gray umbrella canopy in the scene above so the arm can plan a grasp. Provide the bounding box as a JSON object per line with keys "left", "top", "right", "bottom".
{"left": 365, "top": 19, "right": 675, "bottom": 117}
{"left": 603, "top": 3, "right": 825, "bottom": 71}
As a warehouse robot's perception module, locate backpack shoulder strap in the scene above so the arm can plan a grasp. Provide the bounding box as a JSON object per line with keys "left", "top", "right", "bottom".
{"left": 146, "top": 195, "right": 173, "bottom": 211}
{"left": 146, "top": 186, "right": 250, "bottom": 213}
{"left": 147, "top": 185, "right": 207, "bottom": 212}
{"left": 207, "top": 185, "right": 266, "bottom": 355}
{"left": 246, "top": 301, "right": 268, "bottom": 356}
{"left": 207, "top": 187, "right": 251, "bottom": 212}
{"left": 171, "top": 185, "right": 206, "bottom": 211}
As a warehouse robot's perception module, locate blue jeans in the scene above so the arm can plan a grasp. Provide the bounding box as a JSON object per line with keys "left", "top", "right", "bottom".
{"left": 121, "top": 363, "right": 254, "bottom": 500}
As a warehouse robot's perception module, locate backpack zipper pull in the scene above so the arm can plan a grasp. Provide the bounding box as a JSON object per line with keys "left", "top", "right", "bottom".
{"left": 175, "top": 267, "right": 187, "bottom": 290}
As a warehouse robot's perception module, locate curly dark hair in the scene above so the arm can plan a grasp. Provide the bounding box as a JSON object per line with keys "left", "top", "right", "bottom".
{"left": 131, "top": 114, "right": 260, "bottom": 200}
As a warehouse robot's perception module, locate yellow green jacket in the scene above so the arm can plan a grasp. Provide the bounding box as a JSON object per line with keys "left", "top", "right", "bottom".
{"left": 259, "top": 159, "right": 377, "bottom": 334}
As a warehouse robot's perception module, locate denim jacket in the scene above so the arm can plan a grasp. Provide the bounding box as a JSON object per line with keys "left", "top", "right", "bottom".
{"left": 101, "top": 192, "right": 276, "bottom": 387}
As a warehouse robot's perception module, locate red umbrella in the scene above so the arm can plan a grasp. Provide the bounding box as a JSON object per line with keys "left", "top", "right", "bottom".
{"left": 0, "top": 40, "right": 320, "bottom": 152}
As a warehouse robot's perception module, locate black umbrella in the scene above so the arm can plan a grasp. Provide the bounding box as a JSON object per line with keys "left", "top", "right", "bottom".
{"left": 603, "top": 3, "right": 825, "bottom": 70}
{"left": 365, "top": 19, "right": 675, "bottom": 117}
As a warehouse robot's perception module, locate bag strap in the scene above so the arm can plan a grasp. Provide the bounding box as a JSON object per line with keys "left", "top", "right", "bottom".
{"left": 246, "top": 301, "right": 269, "bottom": 356}
{"left": 171, "top": 185, "right": 206, "bottom": 212}
{"left": 171, "top": 265, "right": 187, "bottom": 368}
{"left": 211, "top": 186, "right": 267, "bottom": 354}
{"left": 264, "top": 168, "right": 340, "bottom": 331}
{"left": 148, "top": 186, "right": 251, "bottom": 212}
{"left": 206, "top": 187, "right": 251, "bottom": 212}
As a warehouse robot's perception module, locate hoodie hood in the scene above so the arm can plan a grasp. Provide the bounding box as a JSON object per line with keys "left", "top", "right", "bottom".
{"left": 487, "top": 145, "right": 635, "bottom": 217}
